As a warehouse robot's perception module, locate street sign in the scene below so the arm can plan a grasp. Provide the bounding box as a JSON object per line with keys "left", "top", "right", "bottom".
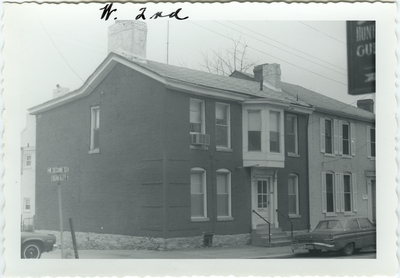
{"left": 51, "top": 174, "right": 69, "bottom": 182}
{"left": 47, "top": 167, "right": 69, "bottom": 174}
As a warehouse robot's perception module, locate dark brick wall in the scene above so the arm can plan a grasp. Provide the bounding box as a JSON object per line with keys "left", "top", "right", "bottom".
{"left": 277, "top": 112, "right": 310, "bottom": 231}
{"left": 36, "top": 64, "right": 166, "bottom": 237}
{"left": 35, "top": 63, "right": 252, "bottom": 239}
{"left": 163, "top": 90, "right": 252, "bottom": 238}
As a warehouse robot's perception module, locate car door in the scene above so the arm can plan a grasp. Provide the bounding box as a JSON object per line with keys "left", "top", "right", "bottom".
{"left": 357, "top": 218, "right": 376, "bottom": 248}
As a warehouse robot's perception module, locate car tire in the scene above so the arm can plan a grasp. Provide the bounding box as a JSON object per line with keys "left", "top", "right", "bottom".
{"left": 342, "top": 243, "right": 355, "bottom": 256}
{"left": 308, "top": 249, "right": 322, "bottom": 255}
{"left": 22, "top": 242, "right": 42, "bottom": 259}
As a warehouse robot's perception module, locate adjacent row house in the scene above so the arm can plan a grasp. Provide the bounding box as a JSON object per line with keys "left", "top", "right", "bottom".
{"left": 27, "top": 21, "right": 375, "bottom": 248}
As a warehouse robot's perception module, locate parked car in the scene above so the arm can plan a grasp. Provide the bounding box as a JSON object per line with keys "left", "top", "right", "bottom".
{"left": 21, "top": 231, "right": 56, "bottom": 259}
{"left": 291, "top": 217, "right": 376, "bottom": 256}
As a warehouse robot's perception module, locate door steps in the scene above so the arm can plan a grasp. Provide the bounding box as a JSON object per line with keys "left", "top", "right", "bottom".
{"left": 251, "top": 225, "right": 292, "bottom": 247}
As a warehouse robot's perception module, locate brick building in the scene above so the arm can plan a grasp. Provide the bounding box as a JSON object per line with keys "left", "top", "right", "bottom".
{"left": 29, "top": 21, "right": 374, "bottom": 248}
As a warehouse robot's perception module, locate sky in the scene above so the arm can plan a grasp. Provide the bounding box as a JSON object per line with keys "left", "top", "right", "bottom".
{"left": 4, "top": 3, "right": 376, "bottom": 129}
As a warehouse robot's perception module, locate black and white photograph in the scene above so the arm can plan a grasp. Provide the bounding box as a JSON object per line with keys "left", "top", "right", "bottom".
{"left": 2, "top": 2, "right": 397, "bottom": 277}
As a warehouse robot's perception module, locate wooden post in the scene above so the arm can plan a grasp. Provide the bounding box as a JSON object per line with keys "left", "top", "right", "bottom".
{"left": 69, "top": 218, "right": 79, "bottom": 259}
{"left": 58, "top": 182, "right": 64, "bottom": 259}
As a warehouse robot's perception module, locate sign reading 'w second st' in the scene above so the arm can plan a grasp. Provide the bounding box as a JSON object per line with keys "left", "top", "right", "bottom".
{"left": 47, "top": 167, "right": 69, "bottom": 174}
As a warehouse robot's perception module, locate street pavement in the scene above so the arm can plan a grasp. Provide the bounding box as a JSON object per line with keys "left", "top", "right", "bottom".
{"left": 41, "top": 245, "right": 376, "bottom": 259}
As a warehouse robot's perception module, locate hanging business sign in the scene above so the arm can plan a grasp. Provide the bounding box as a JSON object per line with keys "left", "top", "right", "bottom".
{"left": 346, "top": 21, "right": 376, "bottom": 95}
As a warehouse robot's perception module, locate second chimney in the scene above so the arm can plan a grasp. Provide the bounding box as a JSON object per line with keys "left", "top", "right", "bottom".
{"left": 253, "top": 63, "right": 282, "bottom": 91}
{"left": 357, "top": 99, "right": 374, "bottom": 113}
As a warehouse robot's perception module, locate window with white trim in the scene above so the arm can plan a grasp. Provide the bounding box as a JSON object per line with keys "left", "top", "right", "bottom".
{"left": 90, "top": 106, "right": 100, "bottom": 152}
{"left": 367, "top": 126, "right": 375, "bottom": 159}
{"left": 340, "top": 172, "right": 358, "bottom": 213}
{"left": 322, "top": 172, "right": 337, "bottom": 213}
{"left": 286, "top": 114, "right": 298, "bottom": 154}
{"left": 23, "top": 198, "right": 31, "bottom": 211}
{"left": 190, "top": 168, "right": 207, "bottom": 219}
{"left": 320, "top": 118, "right": 339, "bottom": 155}
{"left": 269, "top": 111, "right": 280, "bottom": 153}
{"left": 216, "top": 103, "right": 230, "bottom": 149}
{"left": 190, "top": 99, "right": 205, "bottom": 134}
{"left": 24, "top": 154, "right": 32, "bottom": 168}
{"left": 216, "top": 169, "right": 231, "bottom": 218}
{"left": 248, "top": 110, "right": 261, "bottom": 151}
{"left": 339, "top": 121, "right": 356, "bottom": 156}
{"left": 288, "top": 174, "right": 299, "bottom": 216}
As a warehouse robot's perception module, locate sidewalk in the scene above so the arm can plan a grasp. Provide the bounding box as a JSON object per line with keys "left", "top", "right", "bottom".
{"left": 41, "top": 245, "right": 298, "bottom": 259}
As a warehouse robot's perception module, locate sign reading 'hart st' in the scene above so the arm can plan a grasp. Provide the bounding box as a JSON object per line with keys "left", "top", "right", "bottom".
{"left": 346, "top": 21, "right": 376, "bottom": 95}
{"left": 51, "top": 174, "right": 69, "bottom": 182}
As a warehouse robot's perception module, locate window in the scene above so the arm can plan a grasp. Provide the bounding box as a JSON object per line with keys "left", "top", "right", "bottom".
{"left": 320, "top": 118, "right": 339, "bottom": 155}
{"left": 288, "top": 174, "right": 299, "bottom": 216}
{"left": 325, "top": 119, "right": 333, "bottom": 154}
{"left": 340, "top": 172, "right": 358, "bottom": 213}
{"left": 190, "top": 168, "right": 207, "bottom": 219}
{"left": 342, "top": 123, "right": 350, "bottom": 155}
{"left": 343, "top": 174, "right": 352, "bottom": 212}
{"left": 23, "top": 198, "right": 31, "bottom": 211}
{"left": 248, "top": 111, "right": 261, "bottom": 151}
{"left": 322, "top": 172, "right": 337, "bottom": 214}
{"left": 257, "top": 180, "right": 268, "bottom": 208}
{"left": 90, "top": 107, "right": 100, "bottom": 152}
{"left": 286, "top": 114, "right": 298, "bottom": 154}
{"left": 367, "top": 126, "right": 376, "bottom": 158}
{"left": 269, "top": 111, "right": 280, "bottom": 153}
{"left": 326, "top": 173, "right": 334, "bottom": 212}
{"left": 190, "top": 99, "right": 205, "bottom": 134}
{"left": 216, "top": 103, "right": 230, "bottom": 148}
{"left": 339, "top": 121, "right": 356, "bottom": 156}
{"left": 217, "top": 169, "right": 231, "bottom": 218}
{"left": 358, "top": 218, "right": 374, "bottom": 229}
{"left": 25, "top": 154, "right": 32, "bottom": 168}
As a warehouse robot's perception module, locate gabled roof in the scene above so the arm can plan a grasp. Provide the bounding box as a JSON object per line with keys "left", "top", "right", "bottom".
{"left": 230, "top": 71, "right": 375, "bottom": 123}
{"left": 281, "top": 83, "right": 375, "bottom": 123}
{"left": 29, "top": 53, "right": 311, "bottom": 115}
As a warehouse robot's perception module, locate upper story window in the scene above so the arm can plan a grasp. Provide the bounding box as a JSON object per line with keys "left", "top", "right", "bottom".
{"left": 339, "top": 121, "right": 356, "bottom": 157}
{"left": 24, "top": 154, "right": 32, "bottom": 168}
{"left": 190, "top": 168, "right": 208, "bottom": 220}
{"left": 248, "top": 110, "right": 261, "bottom": 151}
{"left": 216, "top": 103, "right": 230, "bottom": 149}
{"left": 269, "top": 111, "right": 280, "bottom": 153}
{"left": 325, "top": 119, "right": 333, "bottom": 154}
{"left": 286, "top": 114, "right": 298, "bottom": 154}
{"left": 367, "top": 126, "right": 376, "bottom": 159}
{"left": 90, "top": 106, "right": 100, "bottom": 153}
{"left": 342, "top": 122, "right": 350, "bottom": 155}
{"left": 190, "top": 99, "right": 205, "bottom": 134}
{"left": 216, "top": 169, "right": 232, "bottom": 218}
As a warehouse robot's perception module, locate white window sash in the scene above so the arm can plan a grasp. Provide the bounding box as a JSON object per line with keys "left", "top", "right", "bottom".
{"left": 320, "top": 118, "right": 325, "bottom": 153}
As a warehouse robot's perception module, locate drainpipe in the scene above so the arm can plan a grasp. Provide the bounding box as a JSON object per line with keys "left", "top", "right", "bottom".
{"left": 306, "top": 114, "right": 311, "bottom": 232}
{"left": 274, "top": 169, "right": 279, "bottom": 228}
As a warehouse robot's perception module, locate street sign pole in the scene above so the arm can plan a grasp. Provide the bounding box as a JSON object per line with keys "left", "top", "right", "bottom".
{"left": 57, "top": 181, "right": 64, "bottom": 259}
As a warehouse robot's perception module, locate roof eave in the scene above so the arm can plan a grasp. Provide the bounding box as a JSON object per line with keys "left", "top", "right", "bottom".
{"left": 315, "top": 107, "right": 375, "bottom": 123}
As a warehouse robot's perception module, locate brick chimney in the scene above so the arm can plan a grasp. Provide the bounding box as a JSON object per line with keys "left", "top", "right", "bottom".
{"left": 53, "top": 84, "right": 70, "bottom": 99}
{"left": 253, "top": 63, "right": 282, "bottom": 91}
{"left": 357, "top": 99, "right": 374, "bottom": 113}
{"left": 108, "top": 21, "right": 147, "bottom": 63}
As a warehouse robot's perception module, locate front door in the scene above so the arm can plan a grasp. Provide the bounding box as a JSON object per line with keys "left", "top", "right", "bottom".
{"left": 253, "top": 178, "right": 274, "bottom": 228}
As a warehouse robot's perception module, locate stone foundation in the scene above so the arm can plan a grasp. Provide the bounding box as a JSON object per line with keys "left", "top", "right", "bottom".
{"left": 37, "top": 230, "right": 251, "bottom": 251}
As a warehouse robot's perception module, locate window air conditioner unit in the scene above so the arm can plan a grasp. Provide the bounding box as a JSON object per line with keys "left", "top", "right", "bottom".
{"left": 191, "top": 133, "right": 210, "bottom": 146}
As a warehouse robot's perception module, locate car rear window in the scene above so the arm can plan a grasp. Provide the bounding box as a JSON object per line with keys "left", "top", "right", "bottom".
{"left": 358, "top": 218, "right": 374, "bottom": 229}
{"left": 315, "top": 220, "right": 346, "bottom": 230}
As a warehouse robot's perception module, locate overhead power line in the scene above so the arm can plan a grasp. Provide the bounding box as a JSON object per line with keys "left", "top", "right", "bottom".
{"left": 226, "top": 21, "right": 347, "bottom": 73}
{"left": 299, "top": 21, "right": 346, "bottom": 45}
{"left": 190, "top": 21, "right": 347, "bottom": 86}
